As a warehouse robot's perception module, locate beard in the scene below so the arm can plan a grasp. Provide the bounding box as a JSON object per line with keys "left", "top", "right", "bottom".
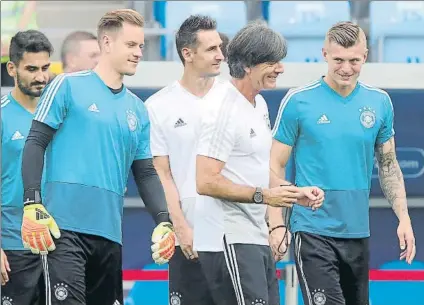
{"left": 17, "top": 73, "right": 45, "bottom": 97}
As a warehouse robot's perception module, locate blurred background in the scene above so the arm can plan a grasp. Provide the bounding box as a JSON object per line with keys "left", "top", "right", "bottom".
{"left": 1, "top": 1, "right": 423, "bottom": 304}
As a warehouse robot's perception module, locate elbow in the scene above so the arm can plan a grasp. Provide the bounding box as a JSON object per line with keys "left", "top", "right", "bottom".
{"left": 196, "top": 174, "right": 214, "bottom": 196}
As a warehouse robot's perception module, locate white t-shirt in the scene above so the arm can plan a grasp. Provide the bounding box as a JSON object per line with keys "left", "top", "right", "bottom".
{"left": 193, "top": 81, "right": 272, "bottom": 251}
{"left": 145, "top": 80, "right": 222, "bottom": 243}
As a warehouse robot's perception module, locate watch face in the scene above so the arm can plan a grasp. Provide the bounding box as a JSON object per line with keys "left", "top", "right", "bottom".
{"left": 254, "top": 191, "right": 263, "bottom": 203}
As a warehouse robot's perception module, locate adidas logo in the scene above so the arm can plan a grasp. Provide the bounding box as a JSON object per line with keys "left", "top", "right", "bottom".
{"left": 317, "top": 114, "right": 330, "bottom": 124}
{"left": 113, "top": 301, "right": 121, "bottom": 305}
{"left": 88, "top": 103, "right": 99, "bottom": 112}
{"left": 250, "top": 128, "right": 256, "bottom": 138}
{"left": 11, "top": 131, "right": 24, "bottom": 140}
{"left": 35, "top": 208, "right": 50, "bottom": 221}
{"left": 174, "top": 118, "right": 187, "bottom": 128}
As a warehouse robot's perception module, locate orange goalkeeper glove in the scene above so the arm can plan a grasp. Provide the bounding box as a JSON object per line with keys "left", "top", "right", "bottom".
{"left": 151, "top": 222, "right": 176, "bottom": 264}
{"left": 21, "top": 204, "right": 61, "bottom": 254}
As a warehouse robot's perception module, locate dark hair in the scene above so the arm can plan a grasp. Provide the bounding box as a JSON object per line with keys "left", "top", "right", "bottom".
{"left": 218, "top": 32, "right": 230, "bottom": 60}
{"left": 175, "top": 15, "right": 217, "bottom": 64}
{"left": 61, "top": 31, "right": 97, "bottom": 66}
{"left": 9, "top": 30, "right": 54, "bottom": 65}
{"left": 227, "top": 20, "right": 287, "bottom": 79}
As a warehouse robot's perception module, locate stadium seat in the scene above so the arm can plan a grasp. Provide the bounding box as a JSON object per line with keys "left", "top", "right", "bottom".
{"left": 268, "top": 1, "right": 350, "bottom": 62}
{"left": 161, "top": 1, "right": 247, "bottom": 61}
{"left": 370, "top": 1, "right": 424, "bottom": 63}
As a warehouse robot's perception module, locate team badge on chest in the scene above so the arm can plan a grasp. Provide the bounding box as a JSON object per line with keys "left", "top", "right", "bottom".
{"left": 359, "top": 106, "right": 376, "bottom": 128}
{"left": 126, "top": 110, "right": 138, "bottom": 132}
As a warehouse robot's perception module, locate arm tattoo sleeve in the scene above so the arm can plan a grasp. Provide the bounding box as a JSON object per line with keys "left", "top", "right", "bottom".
{"left": 375, "top": 138, "right": 408, "bottom": 219}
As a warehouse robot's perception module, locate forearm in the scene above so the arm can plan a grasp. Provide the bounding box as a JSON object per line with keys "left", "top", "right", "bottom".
{"left": 197, "top": 173, "right": 256, "bottom": 203}
{"left": 22, "top": 121, "right": 54, "bottom": 203}
{"left": 132, "top": 159, "right": 170, "bottom": 224}
{"left": 160, "top": 177, "right": 189, "bottom": 229}
{"left": 378, "top": 161, "right": 409, "bottom": 221}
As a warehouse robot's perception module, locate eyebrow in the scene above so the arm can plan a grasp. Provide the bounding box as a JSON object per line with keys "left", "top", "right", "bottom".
{"left": 25, "top": 63, "right": 51, "bottom": 69}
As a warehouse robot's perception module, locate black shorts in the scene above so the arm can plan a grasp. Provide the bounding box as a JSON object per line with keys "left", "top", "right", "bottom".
{"left": 1, "top": 250, "right": 46, "bottom": 305}
{"left": 45, "top": 230, "right": 123, "bottom": 305}
{"left": 198, "top": 237, "right": 280, "bottom": 305}
{"left": 293, "top": 232, "right": 369, "bottom": 305}
{"left": 169, "top": 246, "right": 214, "bottom": 305}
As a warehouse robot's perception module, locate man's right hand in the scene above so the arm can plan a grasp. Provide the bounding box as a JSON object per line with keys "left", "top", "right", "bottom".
{"left": 263, "top": 185, "right": 303, "bottom": 207}
{"left": 1, "top": 248, "right": 11, "bottom": 286}
{"left": 175, "top": 224, "right": 198, "bottom": 260}
{"left": 21, "top": 204, "right": 61, "bottom": 254}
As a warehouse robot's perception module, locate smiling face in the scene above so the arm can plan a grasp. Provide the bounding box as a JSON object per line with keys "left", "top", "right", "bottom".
{"left": 247, "top": 61, "right": 284, "bottom": 91}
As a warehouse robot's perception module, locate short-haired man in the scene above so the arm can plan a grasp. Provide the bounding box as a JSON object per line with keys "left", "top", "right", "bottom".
{"left": 61, "top": 31, "right": 100, "bottom": 73}
{"left": 21, "top": 9, "right": 175, "bottom": 305}
{"left": 1, "top": 29, "right": 53, "bottom": 305}
{"left": 146, "top": 15, "right": 224, "bottom": 305}
{"left": 195, "top": 21, "right": 325, "bottom": 305}
{"left": 271, "top": 21, "right": 416, "bottom": 305}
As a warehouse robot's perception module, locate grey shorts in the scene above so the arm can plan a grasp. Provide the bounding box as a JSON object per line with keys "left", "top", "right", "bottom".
{"left": 198, "top": 236, "right": 280, "bottom": 305}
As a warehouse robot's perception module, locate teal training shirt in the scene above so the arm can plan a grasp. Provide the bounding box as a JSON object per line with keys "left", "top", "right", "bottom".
{"left": 273, "top": 78, "right": 394, "bottom": 238}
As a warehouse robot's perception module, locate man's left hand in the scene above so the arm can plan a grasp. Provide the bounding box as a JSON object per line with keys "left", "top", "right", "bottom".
{"left": 297, "top": 187, "right": 325, "bottom": 210}
{"left": 269, "top": 226, "right": 291, "bottom": 262}
{"left": 397, "top": 217, "right": 416, "bottom": 264}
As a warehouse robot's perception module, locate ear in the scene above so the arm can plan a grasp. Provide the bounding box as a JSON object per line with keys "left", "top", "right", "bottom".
{"left": 322, "top": 48, "right": 328, "bottom": 62}
{"left": 181, "top": 47, "right": 193, "bottom": 64}
{"left": 101, "top": 34, "right": 112, "bottom": 53}
{"left": 6, "top": 61, "right": 17, "bottom": 78}
{"left": 244, "top": 67, "right": 251, "bottom": 75}
{"left": 363, "top": 48, "right": 369, "bottom": 63}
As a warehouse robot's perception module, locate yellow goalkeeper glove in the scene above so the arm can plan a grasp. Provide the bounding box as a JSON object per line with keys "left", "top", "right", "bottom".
{"left": 151, "top": 222, "right": 176, "bottom": 265}
{"left": 21, "top": 204, "right": 61, "bottom": 254}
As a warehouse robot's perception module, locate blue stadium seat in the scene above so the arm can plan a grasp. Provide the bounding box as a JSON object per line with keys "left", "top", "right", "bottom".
{"left": 163, "top": 1, "right": 247, "bottom": 60}
{"left": 370, "top": 1, "right": 424, "bottom": 63}
{"left": 268, "top": 1, "right": 350, "bottom": 62}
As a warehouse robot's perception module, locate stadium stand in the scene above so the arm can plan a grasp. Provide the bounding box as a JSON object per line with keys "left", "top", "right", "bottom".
{"left": 370, "top": 1, "right": 424, "bottom": 63}
{"left": 268, "top": 1, "right": 350, "bottom": 62}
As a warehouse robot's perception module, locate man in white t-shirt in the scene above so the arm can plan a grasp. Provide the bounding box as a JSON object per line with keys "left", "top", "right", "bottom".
{"left": 195, "top": 21, "right": 325, "bottom": 305}
{"left": 145, "top": 15, "right": 224, "bottom": 305}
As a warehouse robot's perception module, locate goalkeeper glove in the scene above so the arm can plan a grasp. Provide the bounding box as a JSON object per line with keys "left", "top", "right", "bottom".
{"left": 21, "top": 204, "right": 61, "bottom": 254}
{"left": 151, "top": 222, "right": 176, "bottom": 265}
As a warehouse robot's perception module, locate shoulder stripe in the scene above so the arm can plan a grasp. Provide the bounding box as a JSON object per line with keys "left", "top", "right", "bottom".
{"left": 35, "top": 71, "right": 91, "bottom": 122}
{"left": 271, "top": 81, "right": 321, "bottom": 136}
{"left": 1, "top": 98, "right": 10, "bottom": 108}
{"left": 359, "top": 82, "right": 393, "bottom": 111}
{"left": 34, "top": 73, "right": 66, "bottom": 122}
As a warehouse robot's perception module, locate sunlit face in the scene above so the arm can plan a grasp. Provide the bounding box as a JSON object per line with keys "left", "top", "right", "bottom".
{"left": 323, "top": 40, "right": 368, "bottom": 88}
{"left": 246, "top": 61, "right": 284, "bottom": 91}
{"left": 7, "top": 51, "right": 51, "bottom": 97}
{"left": 101, "top": 22, "right": 144, "bottom": 76}
{"left": 183, "top": 30, "right": 224, "bottom": 77}
{"left": 67, "top": 39, "right": 100, "bottom": 72}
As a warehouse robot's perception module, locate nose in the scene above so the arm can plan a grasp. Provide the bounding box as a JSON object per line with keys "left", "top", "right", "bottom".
{"left": 275, "top": 62, "right": 284, "bottom": 73}
{"left": 35, "top": 70, "right": 47, "bottom": 82}
{"left": 217, "top": 47, "right": 225, "bottom": 61}
{"left": 134, "top": 47, "right": 143, "bottom": 59}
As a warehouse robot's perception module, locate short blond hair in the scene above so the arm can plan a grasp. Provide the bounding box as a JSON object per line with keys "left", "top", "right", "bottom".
{"left": 325, "top": 21, "right": 366, "bottom": 48}
{"left": 97, "top": 9, "right": 144, "bottom": 39}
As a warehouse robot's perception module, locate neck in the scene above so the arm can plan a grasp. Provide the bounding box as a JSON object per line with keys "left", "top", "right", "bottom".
{"left": 231, "top": 78, "right": 259, "bottom": 106}
{"left": 93, "top": 58, "right": 123, "bottom": 89}
{"left": 323, "top": 75, "right": 356, "bottom": 97}
{"left": 11, "top": 87, "right": 38, "bottom": 113}
{"left": 179, "top": 69, "right": 215, "bottom": 98}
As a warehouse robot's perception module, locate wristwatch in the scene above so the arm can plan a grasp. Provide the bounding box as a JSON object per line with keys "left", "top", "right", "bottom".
{"left": 253, "top": 187, "right": 264, "bottom": 204}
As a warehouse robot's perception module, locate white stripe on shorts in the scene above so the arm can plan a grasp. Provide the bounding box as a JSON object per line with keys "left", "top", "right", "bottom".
{"left": 41, "top": 254, "right": 52, "bottom": 305}
{"left": 223, "top": 237, "right": 245, "bottom": 305}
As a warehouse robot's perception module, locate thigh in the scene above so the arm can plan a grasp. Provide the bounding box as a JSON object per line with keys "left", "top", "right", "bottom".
{"left": 85, "top": 236, "right": 123, "bottom": 305}
{"left": 198, "top": 251, "right": 237, "bottom": 305}
{"left": 47, "top": 230, "right": 87, "bottom": 305}
{"left": 263, "top": 247, "right": 280, "bottom": 305}
{"left": 293, "top": 232, "right": 346, "bottom": 305}
{"left": 224, "top": 241, "right": 271, "bottom": 305}
{"left": 339, "top": 238, "right": 370, "bottom": 305}
{"left": 169, "top": 246, "right": 214, "bottom": 305}
{"left": 2, "top": 250, "right": 44, "bottom": 305}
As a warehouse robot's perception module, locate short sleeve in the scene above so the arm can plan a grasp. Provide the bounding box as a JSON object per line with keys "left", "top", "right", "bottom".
{"left": 134, "top": 106, "right": 153, "bottom": 160}
{"left": 272, "top": 90, "right": 299, "bottom": 146}
{"left": 146, "top": 105, "right": 168, "bottom": 156}
{"left": 34, "top": 74, "right": 69, "bottom": 129}
{"left": 197, "top": 96, "right": 238, "bottom": 163}
{"left": 376, "top": 93, "right": 395, "bottom": 145}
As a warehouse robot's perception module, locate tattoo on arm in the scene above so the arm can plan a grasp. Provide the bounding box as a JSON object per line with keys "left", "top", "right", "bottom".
{"left": 375, "top": 138, "right": 408, "bottom": 219}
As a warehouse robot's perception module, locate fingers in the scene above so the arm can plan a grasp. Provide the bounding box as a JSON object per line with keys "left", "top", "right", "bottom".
{"left": 181, "top": 245, "right": 198, "bottom": 260}
{"left": 406, "top": 238, "right": 416, "bottom": 264}
{"left": 43, "top": 230, "right": 56, "bottom": 252}
{"left": 48, "top": 219, "right": 61, "bottom": 239}
{"left": 407, "top": 244, "right": 416, "bottom": 264}
{"left": 1, "top": 257, "right": 9, "bottom": 286}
